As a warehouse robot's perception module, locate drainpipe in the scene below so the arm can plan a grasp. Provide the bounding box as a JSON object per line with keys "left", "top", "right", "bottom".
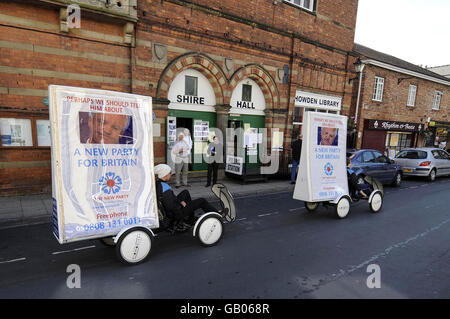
{"left": 354, "top": 62, "right": 366, "bottom": 148}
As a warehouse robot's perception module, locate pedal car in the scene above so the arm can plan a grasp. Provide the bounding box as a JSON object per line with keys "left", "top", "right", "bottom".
{"left": 304, "top": 175, "right": 384, "bottom": 218}
{"left": 101, "top": 183, "right": 236, "bottom": 265}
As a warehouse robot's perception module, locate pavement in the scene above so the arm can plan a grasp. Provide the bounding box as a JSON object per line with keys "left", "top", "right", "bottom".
{"left": 0, "top": 175, "right": 295, "bottom": 229}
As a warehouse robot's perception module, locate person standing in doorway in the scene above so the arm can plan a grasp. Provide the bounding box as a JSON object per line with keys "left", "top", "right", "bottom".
{"left": 172, "top": 132, "right": 191, "bottom": 188}
{"left": 205, "top": 136, "right": 222, "bottom": 187}
{"left": 291, "top": 133, "right": 302, "bottom": 184}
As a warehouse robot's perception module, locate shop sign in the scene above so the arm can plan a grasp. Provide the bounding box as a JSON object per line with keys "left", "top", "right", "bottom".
{"left": 176, "top": 95, "right": 205, "bottom": 105}
{"left": 295, "top": 90, "right": 341, "bottom": 111}
{"left": 236, "top": 101, "right": 255, "bottom": 109}
{"left": 230, "top": 78, "right": 266, "bottom": 116}
{"left": 367, "top": 119, "right": 423, "bottom": 132}
{"left": 429, "top": 121, "right": 450, "bottom": 129}
{"left": 225, "top": 155, "right": 243, "bottom": 175}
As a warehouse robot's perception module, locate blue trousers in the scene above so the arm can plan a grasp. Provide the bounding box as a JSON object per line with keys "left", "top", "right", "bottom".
{"left": 291, "top": 160, "right": 299, "bottom": 182}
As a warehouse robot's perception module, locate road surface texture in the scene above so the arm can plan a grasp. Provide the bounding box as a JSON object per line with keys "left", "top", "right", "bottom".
{"left": 0, "top": 177, "right": 449, "bottom": 299}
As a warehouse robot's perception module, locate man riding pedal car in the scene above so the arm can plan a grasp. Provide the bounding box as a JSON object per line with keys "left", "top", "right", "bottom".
{"left": 154, "top": 164, "right": 228, "bottom": 232}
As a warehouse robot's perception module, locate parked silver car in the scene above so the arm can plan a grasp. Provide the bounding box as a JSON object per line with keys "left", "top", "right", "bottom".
{"left": 393, "top": 147, "right": 450, "bottom": 181}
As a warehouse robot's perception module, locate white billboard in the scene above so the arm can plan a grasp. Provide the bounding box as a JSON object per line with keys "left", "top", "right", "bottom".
{"left": 293, "top": 112, "right": 348, "bottom": 202}
{"left": 49, "top": 86, "right": 159, "bottom": 243}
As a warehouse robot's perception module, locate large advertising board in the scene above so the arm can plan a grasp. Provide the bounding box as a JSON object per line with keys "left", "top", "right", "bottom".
{"left": 49, "top": 86, "right": 158, "bottom": 243}
{"left": 293, "top": 112, "right": 348, "bottom": 202}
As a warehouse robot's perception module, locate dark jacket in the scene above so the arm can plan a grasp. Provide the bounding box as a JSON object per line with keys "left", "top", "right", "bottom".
{"left": 155, "top": 179, "right": 184, "bottom": 222}
{"left": 206, "top": 142, "right": 223, "bottom": 164}
{"left": 292, "top": 139, "right": 302, "bottom": 161}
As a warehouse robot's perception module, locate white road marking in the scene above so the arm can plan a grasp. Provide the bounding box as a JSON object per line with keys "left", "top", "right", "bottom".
{"left": 289, "top": 207, "right": 306, "bottom": 212}
{"left": 258, "top": 212, "right": 279, "bottom": 217}
{"left": 235, "top": 218, "right": 247, "bottom": 222}
{"left": 0, "top": 257, "right": 26, "bottom": 265}
{"left": 52, "top": 245, "right": 96, "bottom": 255}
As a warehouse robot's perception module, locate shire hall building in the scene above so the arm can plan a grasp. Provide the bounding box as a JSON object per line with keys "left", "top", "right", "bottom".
{"left": 0, "top": 0, "right": 360, "bottom": 195}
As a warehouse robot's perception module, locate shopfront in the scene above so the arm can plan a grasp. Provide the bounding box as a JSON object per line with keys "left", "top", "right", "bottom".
{"left": 362, "top": 119, "right": 423, "bottom": 158}
{"left": 167, "top": 69, "right": 217, "bottom": 171}
{"left": 427, "top": 121, "right": 450, "bottom": 149}
{"left": 226, "top": 78, "right": 266, "bottom": 177}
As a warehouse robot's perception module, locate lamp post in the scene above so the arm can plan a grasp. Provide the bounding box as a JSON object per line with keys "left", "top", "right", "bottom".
{"left": 353, "top": 58, "right": 365, "bottom": 148}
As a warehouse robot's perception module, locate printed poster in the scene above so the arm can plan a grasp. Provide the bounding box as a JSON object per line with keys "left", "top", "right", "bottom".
{"left": 49, "top": 85, "right": 158, "bottom": 243}
{"left": 293, "top": 112, "right": 348, "bottom": 202}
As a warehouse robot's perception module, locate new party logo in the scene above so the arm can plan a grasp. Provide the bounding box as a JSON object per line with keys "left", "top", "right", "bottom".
{"left": 324, "top": 162, "right": 334, "bottom": 176}
{"left": 99, "top": 172, "right": 122, "bottom": 194}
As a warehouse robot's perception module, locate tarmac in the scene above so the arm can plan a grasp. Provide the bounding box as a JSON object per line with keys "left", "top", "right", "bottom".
{"left": 0, "top": 175, "right": 295, "bottom": 229}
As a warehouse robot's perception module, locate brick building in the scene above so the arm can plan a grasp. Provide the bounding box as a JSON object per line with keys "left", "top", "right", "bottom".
{"left": 351, "top": 44, "right": 450, "bottom": 158}
{"left": 0, "top": 0, "right": 360, "bottom": 195}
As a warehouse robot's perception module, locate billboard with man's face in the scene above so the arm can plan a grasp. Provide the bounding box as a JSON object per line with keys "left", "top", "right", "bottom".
{"left": 49, "top": 86, "right": 158, "bottom": 243}
{"left": 293, "top": 112, "right": 348, "bottom": 202}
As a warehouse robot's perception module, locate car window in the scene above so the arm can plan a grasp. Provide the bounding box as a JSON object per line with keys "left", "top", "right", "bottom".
{"left": 438, "top": 150, "right": 450, "bottom": 160}
{"left": 354, "top": 154, "right": 362, "bottom": 162}
{"left": 431, "top": 150, "right": 441, "bottom": 159}
{"left": 396, "top": 150, "right": 427, "bottom": 159}
{"left": 362, "top": 151, "right": 375, "bottom": 163}
{"left": 373, "top": 151, "right": 388, "bottom": 163}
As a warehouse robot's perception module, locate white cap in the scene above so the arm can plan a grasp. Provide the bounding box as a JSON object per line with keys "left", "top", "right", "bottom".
{"left": 154, "top": 164, "right": 172, "bottom": 179}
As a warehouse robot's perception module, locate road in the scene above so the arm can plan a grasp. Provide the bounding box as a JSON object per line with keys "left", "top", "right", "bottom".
{"left": 0, "top": 177, "right": 449, "bottom": 299}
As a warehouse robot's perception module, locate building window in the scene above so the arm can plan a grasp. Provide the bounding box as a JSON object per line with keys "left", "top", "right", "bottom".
{"left": 385, "top": 132, "right": 412, "bottom": 156}
{"left": 407, "top": 85, "right": 417, "bottom": 107}
{"left": 185, "top": 75, "right": 198, "bottom": 96}
{"left": 432, "top": 90, "right": 442, "bottom": 110}
{"left": 292, "top": 107, "right": 340, "bottom": 125}
{"left": 242, "top": 84, "right": 252, "bottom": 102}
{"left": 284, "top": 0, "right": 315, "bottom": 12}
{"left": 372, "top": 77, "right": 384, "bottom": 102}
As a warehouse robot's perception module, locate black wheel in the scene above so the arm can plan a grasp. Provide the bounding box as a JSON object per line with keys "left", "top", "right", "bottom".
{"left": 196, "top": 216, "right": 223, "bottom": 247}
{"left": 335, "top": 197, "right": 350, "bottom": 219}
{"left": 99, "top": 237, "right": 115, "bottom": 247}
{"left": 392, "top": 172, "right": 402, "bottom": 187}
{"left": 115, "top": 227, "right": 153, "bottom": 265}
{"left": 369, "top": 191, "right": 383, "bottom": 213}
{"left": 428, "top": 169, "right": 436, "bottom": 182}
{"left": 304, "top": 201, "right": 319, "bottom": 212}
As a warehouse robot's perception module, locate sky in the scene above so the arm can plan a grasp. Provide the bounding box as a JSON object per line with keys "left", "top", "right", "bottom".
{"left": 354, "top": 0, "right": 450, "bottom": 68}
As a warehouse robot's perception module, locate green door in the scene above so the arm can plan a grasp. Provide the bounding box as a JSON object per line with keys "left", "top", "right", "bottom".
{"left": 168, "top": 109, "right": 216, "bottom": 171}
{"left": 228, "top": 114, "right": 265, "bottom": 169}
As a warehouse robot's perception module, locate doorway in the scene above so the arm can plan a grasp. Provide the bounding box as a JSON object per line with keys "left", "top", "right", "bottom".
{"left": 176, "top": 117, "right": 193, "bottom": 170}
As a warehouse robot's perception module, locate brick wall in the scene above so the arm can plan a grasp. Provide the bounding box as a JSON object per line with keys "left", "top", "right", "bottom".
{"left": 355, "top": 64, "right": 450, "bottom": 149}
{"left": 0, "top": 0, "right": 359, "bottom": 195}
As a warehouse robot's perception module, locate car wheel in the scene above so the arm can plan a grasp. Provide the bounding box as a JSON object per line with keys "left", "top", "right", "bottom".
{"left": 392, "top": 172, "right": 402, "bottom": 187}
{"left": 428, "top": 169, "right": 436, "bottom": 182}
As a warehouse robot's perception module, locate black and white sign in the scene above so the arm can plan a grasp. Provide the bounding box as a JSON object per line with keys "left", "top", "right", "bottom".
{"left": 225, "top": 155, "right": 243, "bottom": 175}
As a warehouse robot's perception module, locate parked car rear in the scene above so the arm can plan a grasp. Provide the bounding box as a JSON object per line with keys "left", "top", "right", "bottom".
{"left": 393, "top": 148, "right": 450, "bottom": 181}
{"left": 347, "top": 149, "right": 403, "bottom": 187}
